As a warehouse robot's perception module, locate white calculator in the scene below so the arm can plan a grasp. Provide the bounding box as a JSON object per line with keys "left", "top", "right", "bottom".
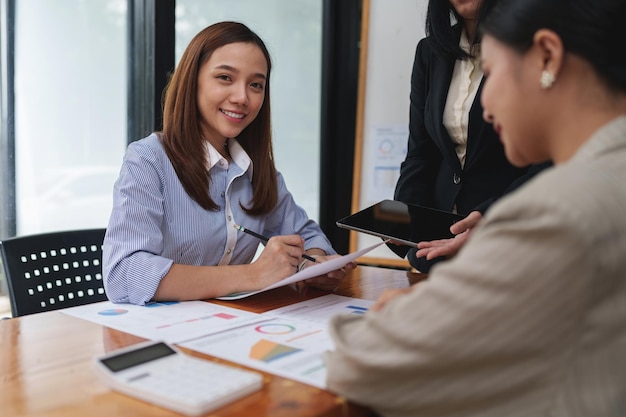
{"left": 94, "top": 340, "right": 263, "bottom": 416}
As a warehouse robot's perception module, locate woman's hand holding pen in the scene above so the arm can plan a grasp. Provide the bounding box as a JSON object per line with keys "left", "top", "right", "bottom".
{"left": 251, "top": 235, "right": 309, "bottom": 288}
{"left": 234, "top": 223, "right": 357, "bottom": 292}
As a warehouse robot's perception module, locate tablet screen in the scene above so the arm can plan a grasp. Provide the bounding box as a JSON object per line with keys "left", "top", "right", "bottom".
{"left": 336, "top": 199, "right": 464, "bottom": 247}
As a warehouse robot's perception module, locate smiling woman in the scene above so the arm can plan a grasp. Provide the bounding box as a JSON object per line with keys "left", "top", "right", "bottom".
{"left": 196, "top": 42, "right": 268, "bottom": 161}
{"left": 174, "top": 0, "right": 325, "bottom": 223}
{"left": 102, "top": 21, "right": 355, "bottom": 306}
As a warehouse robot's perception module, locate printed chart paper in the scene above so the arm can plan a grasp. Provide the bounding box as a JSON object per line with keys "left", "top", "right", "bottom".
{"left": 181, "top": 294, "right": 375, "bottom": 388}
{"left": 262, "top": 294, "right": 375, "bottom": 326}
{"left": 61, "top": 300, "right": 264, "bottom": 344}
{"left": 181, "top": 317, "right": 332, "bottom": 388}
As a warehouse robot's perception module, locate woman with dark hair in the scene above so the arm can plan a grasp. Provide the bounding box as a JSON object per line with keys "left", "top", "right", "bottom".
{"left": 393, "top": 0, "right": 548, "bottom": 272}
{"left": 103, "top": 22, "right": 352, "bottom": 305}
{"left": 327, "top": 0, "right": 626, "bottom": 415}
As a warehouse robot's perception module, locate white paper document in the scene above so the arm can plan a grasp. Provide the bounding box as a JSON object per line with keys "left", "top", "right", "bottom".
{"left": 217, "top": 241, "right": 386, "bottom": 300}
{"left": 62, "top": 293, "right": 375, "bottom": 388}
{"left": 181, "top": 294, "right": 375, "bottom": 388}
{"left": 262, "top": 293, "right": 375, "bottom": 325}
{"left": 61, "top": 300, "right": 264, "bottom": 344}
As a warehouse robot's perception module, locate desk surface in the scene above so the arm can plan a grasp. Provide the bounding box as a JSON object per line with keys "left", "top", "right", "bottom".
{"left": 0, "top": 266, "right": 425, "bottom": 417}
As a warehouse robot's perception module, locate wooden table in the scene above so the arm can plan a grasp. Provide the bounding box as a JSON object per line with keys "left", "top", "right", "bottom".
{"left": 0, "top": 266, "right": 425, "bottom": 417}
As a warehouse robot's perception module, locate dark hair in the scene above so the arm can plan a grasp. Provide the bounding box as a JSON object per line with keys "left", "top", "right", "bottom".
{"left": 482, "top": 0, "right": 626, "bottom": 94}
{"left": 425, "top": 0, "right": 499, "bottom": 60}
{"left": 160, "top": 21, "right": 278, "bottom": 215}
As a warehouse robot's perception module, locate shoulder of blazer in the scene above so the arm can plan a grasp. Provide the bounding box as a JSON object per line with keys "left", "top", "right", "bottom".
{"left": 414, "top": 35, "right": 459, "bottom": 95}
{"left": 414, "top": 35, "right": 456, "bottom": 142}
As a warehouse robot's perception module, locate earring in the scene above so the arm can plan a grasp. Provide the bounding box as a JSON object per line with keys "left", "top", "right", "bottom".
{"left": 540, "top": 70, "right": 555, "bottom": 89}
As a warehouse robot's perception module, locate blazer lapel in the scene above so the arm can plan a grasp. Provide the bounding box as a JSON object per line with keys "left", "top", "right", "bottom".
{"left": 430, "top": 56, "right": 463, "bottom": 173}
{"left": 464, "top": 78, "right": 489, "bottom": 171}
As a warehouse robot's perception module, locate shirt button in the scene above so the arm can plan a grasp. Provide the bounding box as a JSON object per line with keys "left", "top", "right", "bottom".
{"left": 227, "top": 215, "right": 232, "bottom": 221}
{"left": 453, "top": 173, "right": 461, "bottom": 185}
{"left": 220, "top": 191, "right": 225, "bottom": 197}
{"left": 226, "top": 249, "right": 232, "bottom": 254}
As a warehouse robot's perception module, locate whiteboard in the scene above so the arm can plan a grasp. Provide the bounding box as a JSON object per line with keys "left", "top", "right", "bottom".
{"left": 350, "top": 0, "right": 427, "bottom": 267}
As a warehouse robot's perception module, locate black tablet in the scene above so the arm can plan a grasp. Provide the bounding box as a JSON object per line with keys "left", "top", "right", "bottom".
{"left": 336, "top": 199, "right": 464, "bottom": 247}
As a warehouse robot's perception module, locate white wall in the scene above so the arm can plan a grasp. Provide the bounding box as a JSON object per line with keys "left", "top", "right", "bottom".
{"left": 354, "top": 0, "right": 428, "bottom": 260}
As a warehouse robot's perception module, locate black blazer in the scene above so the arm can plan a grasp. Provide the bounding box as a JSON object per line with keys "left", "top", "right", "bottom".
{"left": 394, "top": 34, "right": 532, "bottom": 214}
{"left": 392, "top": 33, "right": 550, "bottom": 270}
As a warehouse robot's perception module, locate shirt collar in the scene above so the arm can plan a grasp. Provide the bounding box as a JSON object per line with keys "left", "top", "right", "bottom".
{"left": 205, "top": 138, "right": 253, "bottom": 181}
{"left": 460, "top": 30, "right": 480, "bottom": 58}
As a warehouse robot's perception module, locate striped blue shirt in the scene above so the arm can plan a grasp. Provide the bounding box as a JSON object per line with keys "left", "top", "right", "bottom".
{"left": 103, "top": 133, "right": 334, "bottom": 305}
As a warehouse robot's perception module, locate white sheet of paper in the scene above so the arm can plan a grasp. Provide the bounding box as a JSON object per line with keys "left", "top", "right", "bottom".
{"left": 181, "top": 317, "right": 331, "bottom": 388}
{"left": 217, "top": 240, "right": 387, "bottom": 300}
{"left": 180, "top": 294, "right": 376, "bottom": 389}
{"left": 61, "top": 300, "right": 264, "bottom": 344}
{"left": 261, "top": 293, "right": 375, "bottom": 325}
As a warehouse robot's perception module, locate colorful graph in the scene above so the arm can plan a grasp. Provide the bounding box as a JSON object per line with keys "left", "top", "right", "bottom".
{"left": 144, "top": 301, "right": 179, "bottom": 308}
{"left": 155, "top": 311, "right": 241, "bottom": 328}
{"left": 286, "top": 329, "right": 323, "bottom": 343}
{"left": 346, "top": 305, "right": 368, "bottom": 315}
{"left": 213, "top": 312, "right": 237, "bottom": 319}
{"left": 97, "top": 308, "right": 128, "bottom": 316}
{"left": 249, "top": 339, "right": 301, "bottom": 363}
{"left": 255, "top": 323, "right": 296, "bottom": 334}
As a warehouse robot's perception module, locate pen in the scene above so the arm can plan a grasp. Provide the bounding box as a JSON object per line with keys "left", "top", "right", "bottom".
{"left": 233, "top": 223, "right": 318, "bottom": 263}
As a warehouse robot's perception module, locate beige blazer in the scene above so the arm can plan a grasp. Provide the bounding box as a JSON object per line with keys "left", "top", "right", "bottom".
{"left": 326, "top": 117, "right": 626, "bottom": 417}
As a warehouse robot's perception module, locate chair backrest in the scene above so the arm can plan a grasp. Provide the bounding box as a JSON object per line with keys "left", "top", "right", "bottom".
{"left": 0, "top": 228, "right": 108, "bottom": 317}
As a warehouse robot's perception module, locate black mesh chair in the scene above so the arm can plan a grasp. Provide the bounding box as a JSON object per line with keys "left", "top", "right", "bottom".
{"left": 0, "top": 228, "right": 108, "bottom": 317}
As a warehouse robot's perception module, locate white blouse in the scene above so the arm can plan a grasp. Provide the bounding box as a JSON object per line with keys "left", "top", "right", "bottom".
{"left": 443, "top": 31, "right": 483, "bottom": 168}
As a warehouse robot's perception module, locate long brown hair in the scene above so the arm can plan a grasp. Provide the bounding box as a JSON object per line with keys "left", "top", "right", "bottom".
{"left": 160, "top": 21, "right": 277, "bottom": 215}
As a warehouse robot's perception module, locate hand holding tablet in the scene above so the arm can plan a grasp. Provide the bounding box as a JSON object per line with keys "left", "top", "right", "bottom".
{"left": 336, "top": 200, "right": 464, "bottom": 247}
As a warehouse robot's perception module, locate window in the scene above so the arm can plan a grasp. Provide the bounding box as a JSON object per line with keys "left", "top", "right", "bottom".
{"left": 14, "top": 0, "right": 128, "bottom": 235}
